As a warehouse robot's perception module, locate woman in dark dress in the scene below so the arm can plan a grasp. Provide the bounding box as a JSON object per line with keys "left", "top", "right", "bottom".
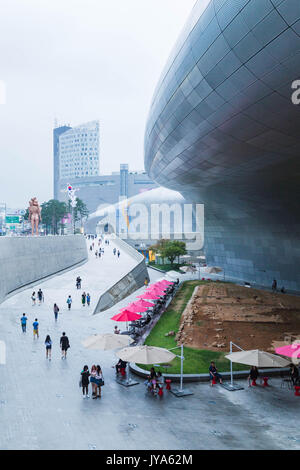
{"left": 81, "top": 365, "right": 90, "bottom": 398}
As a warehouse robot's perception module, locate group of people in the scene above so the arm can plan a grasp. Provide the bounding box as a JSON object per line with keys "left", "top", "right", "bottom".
{"left": 31, "top": 288, "right": 44, "bottom": 306}
{"left": 44, "top": 332, "right": 70, "bottom": 360}
{"left": 113, "top": 248, "right": 120, "bottom": 258}
{"left": 80, "top": 364, "right": 104, "bottom": 399}
{"left": 81, "top": 292, "right": 91, "bottom": 307}
{"left": 20, "top": 313, "right": 70, "bottom": 360}
{"left": 144, "top": 367, "right": 164, "bottom": 394}
{"left": 94, "top": 249, "right": 104, "bottom": 258}
{"left": 21, "top": 314, "right": 41, "bottom": 339}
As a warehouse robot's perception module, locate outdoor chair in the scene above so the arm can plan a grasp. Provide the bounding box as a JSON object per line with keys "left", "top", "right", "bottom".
{"left": 165, "top": 379, "right": 172, "bottom": 390}
{"left": 280, "top": 371, "right": 293, "bottom": 390}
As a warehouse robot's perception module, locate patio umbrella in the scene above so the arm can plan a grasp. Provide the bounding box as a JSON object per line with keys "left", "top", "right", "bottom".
{"left": 134, "top": 299, "right": 155, "bottom": 308}
{"left": 145, "top": 287, "right": 166, "bottom": 295}
{"left": 225, "top": 349, "right": 290, "bottom": 368}
{"left": 202, "top": 266, "right": 223, "bottom": 274}
{"left": 137, "top": 293, "right": 161, "bottom": 300}
{"left": 120, "top": 303, "right": 148, "bottom": 313}
{"left": 82, "top": 333, "right": 133, "bottom": 350}
{"left": 117, "top": 345, "right": 176, "bottom": 364}
{"left": 275, "top": 343, "right": 300, "bottom": 360}
{"left": 179, "top": 265, "right": 196, "bottom": 273}
{"left": 111, "top": 310, "right": 142, "bottom": 322}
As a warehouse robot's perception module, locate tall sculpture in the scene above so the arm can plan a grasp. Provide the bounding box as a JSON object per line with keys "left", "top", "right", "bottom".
{"left": 28, "top": 197, "right": 41, "bottom": 236}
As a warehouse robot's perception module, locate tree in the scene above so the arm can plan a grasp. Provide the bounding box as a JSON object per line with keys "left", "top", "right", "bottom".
{"left": 160, "top": 240, "right": 187, "bottom": 266}
{"left": 67, "top": 197, "right": 89, "bottom": 234}
{"left": 41, "top": 200, "right": 68, "bottom": 235}
{"left": 149, "top": 239, "right": 169, "bottom": 263}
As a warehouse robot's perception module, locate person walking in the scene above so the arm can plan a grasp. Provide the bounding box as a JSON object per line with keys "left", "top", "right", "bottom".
{"left": 45, "top": 335, "right": 52, "bottom": 360}
{"left": 272, "top": 279, "right": 277, "bottom": 292}
{"left": 20, "top": 313, "right": 27, "bottom": 333}
{"left": 66, "top": 295, "right": 72, "bottom": 310}
{"left": 33, "top": 318, "right": 39, "bottom": 339}
{"left": 60, "top": 332, "right": 70, "bottom": 359}
{"left": 117, "top": 250, "right": 120, "bottom": 258}
{"left": 53, "top": 303, "right": 60, "bottom": 321}
{"left": 31, "top": 292, "right": 36, "bottom": 306}
{"left": 76, "top": 276, "right": 82, "bottom": 289}
{"left": 93, "top": 365, "right": 103, "bottom": 399}
{"left": 86, "top": 293, "right": 91, "bottom": 307}
{"left": 81, "top": 365, "right": 90, "bottom": 398}
{"left": 81, "top": 292, "right": 86, "bottom": 307}
{"left": 95, "top": 250, "right": 98, "bottom": 258}
{"left": 113, "top": 248, "right": 116, "bottom": 256}
{"left": 37, "top": 289, "right": 43, "bottom": 306}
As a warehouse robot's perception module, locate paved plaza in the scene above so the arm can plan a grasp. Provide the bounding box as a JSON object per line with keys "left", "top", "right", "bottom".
{"left": 0, "top": 239, "right": 299, "bottom": 450}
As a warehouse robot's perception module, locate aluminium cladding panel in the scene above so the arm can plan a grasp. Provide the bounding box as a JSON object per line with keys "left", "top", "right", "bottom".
{"left": 144, "top": 0, "right": 300, "bottom": 292}
{"left": 93, "top": 237, "right": 149, "bottom": 313}
{"left": 0, "top": 235, "right": 87, "bottom": 304}
{"left": 93, "top": 261, "right": 149, "bottom": 313}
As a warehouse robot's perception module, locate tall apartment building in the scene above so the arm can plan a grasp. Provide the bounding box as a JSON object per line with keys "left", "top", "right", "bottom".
{"left": 53, "top": 120, "right": 100, "bottom": 199}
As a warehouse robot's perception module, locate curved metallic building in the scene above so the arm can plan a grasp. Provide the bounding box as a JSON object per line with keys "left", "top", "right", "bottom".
{"left": 145, "top": 0, "right": 300, "bottom": 291}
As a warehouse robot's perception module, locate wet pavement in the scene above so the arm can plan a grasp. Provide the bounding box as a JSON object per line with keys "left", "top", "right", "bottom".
{"left": 0, "top": 239, "right": 299, "bottom": 450}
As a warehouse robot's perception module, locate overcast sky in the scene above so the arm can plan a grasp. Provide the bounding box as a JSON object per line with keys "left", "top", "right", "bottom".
{"left": 0, "top": 0, "right": 196, "bottom": 208}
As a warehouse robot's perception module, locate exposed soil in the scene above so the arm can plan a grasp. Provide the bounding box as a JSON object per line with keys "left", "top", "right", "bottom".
{"left": 177, "top": 283, "right": 300, "bottom": 353}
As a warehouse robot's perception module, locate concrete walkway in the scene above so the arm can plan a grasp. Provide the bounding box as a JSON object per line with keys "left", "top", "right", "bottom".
{"left": 0, "top": 239, "right": 299, "bottom": 450}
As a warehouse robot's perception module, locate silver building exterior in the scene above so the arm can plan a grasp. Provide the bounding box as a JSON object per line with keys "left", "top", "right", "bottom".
{"left": 145, "top": 0, "right": 300, "bottom": 291}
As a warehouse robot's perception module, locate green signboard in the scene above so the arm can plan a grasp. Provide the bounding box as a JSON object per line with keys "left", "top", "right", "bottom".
{"left": 5, "top": 216, "right": 21, "bottom": 224}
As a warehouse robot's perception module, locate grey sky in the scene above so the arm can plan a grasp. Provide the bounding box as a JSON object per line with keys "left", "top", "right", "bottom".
{"left": 0, "top": 0, "right": 195, "bottom": 208}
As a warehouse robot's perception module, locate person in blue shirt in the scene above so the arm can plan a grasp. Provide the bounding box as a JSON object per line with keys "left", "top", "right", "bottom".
{"left": 20, "top": 313, "right": 27, "bottom": 333}
{"left": 33, "top": 319, "right": 39, "bottom": 339}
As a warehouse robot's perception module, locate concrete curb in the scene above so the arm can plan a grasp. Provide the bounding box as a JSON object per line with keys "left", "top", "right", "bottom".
{"left": 129, "top": 362, "right": 290, "bottom": 383}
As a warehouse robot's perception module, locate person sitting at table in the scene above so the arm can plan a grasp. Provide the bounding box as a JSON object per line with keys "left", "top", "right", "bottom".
{"left": 209, "top": 361, "right": 223, "bottom": 386}
{"left": 114, "top": 325, "right": 120, "bottom": 334}
{"left": 115, "top": 359, "right": 127, "bottom": 374}
{"left": 144, "top": 367, "right": 157, "bottom": 391}
{"left": 156, "top": 371, "right": 164, "bottom": 390}
{"left": 248, "top": 366, "right": 259, "bottom": 386}
{"left": 290, "top": 363, "right": 299, "bottom": 385}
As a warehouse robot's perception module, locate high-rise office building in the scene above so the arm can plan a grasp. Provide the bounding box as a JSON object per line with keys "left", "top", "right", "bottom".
{"left": 53, "top": 120, "right": 100, "bottom": 199}
{"left": 53, "top": 125, "right": 71, "bottom": 200}
{"left": 59, "top": 120, "right": 100, "bottom": 180}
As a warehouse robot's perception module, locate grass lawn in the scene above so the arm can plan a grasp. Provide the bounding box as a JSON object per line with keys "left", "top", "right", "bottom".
{"left": 148, "top": 262, "right": 186, "bottom": 273}
{"left": 137, "top": 280, "right": 247, "bottom": 375}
